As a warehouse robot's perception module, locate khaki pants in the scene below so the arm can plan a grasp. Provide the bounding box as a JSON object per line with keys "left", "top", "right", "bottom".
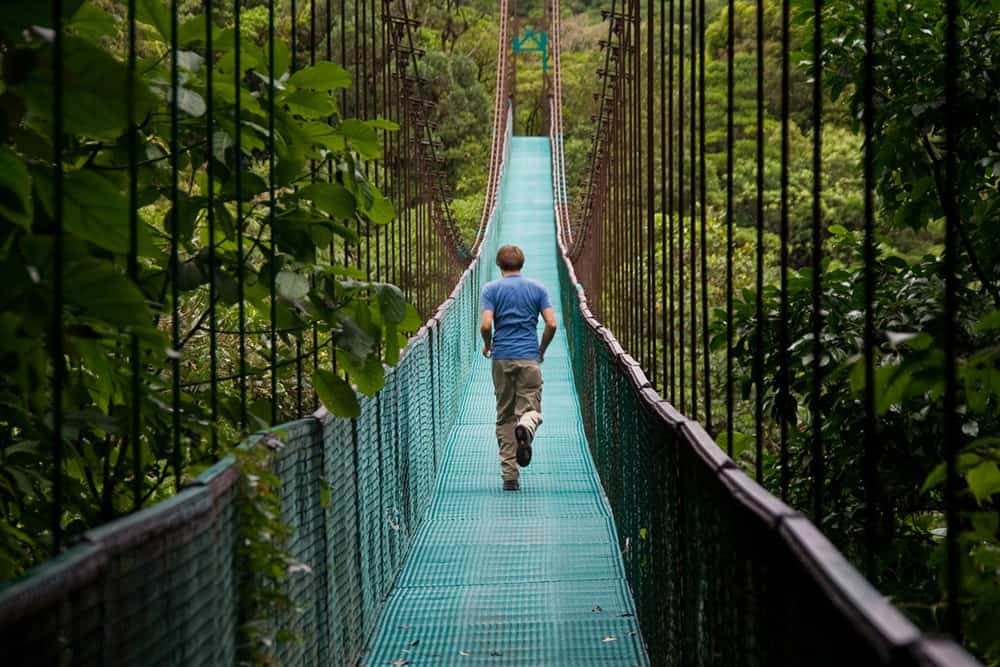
{"left": 492, "top": 359, "right": 544, "bottom": 481}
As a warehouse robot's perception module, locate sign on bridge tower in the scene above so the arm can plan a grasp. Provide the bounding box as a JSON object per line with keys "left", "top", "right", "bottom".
{"left": 512, "top": 28, "right": 549, "bottom": 73}
{"left": 511, "top": 25, "right": 551, "bottom": 135}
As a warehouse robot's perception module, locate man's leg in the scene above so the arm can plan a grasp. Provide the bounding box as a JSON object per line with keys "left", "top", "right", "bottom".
{"left": 513, "top": 361, "right": 543, "bottom": 466}
{"left": 492, "top": 360, "right": 519, "bottom": 483}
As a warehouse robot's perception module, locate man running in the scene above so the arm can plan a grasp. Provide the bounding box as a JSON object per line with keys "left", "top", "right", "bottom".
{"left": 480, "top": 244, "right": 558, "bottom": 491}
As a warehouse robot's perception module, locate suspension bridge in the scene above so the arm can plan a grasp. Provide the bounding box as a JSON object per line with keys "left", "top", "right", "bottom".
{"left": 0, "top": 0, "right": 986, "bottom": 665}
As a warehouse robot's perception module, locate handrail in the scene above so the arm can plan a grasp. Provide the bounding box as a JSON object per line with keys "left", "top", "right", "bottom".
{"left": 549, "top": 0, "right": 572, "bottom": 251}
{"left": 470, "top": 0, "right": 513, "bottom": 255}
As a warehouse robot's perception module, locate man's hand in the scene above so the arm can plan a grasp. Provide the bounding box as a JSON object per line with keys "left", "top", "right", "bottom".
{"left": 480, "top": 309, "right": 493, "bottom": 359}
{"left": 538, "top": 306, "right": 557, "bottom": 363}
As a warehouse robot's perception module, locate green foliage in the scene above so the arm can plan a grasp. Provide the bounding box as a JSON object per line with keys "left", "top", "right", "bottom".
{"left": 0, "top": 0, "right": 409, "bottom": 581}
{"left": 722, "top": 231, "right": 1000, "bottom": 662}
{"left": 235, "top": 434, "right": 302, "bottom": 665}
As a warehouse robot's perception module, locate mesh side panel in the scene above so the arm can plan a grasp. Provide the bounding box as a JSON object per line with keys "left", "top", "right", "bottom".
{"left": 274, "top": 419, "right": 326, "bottom": 666}
{"left": 322, "top": 414, "right": 364, "bottom": 665}
{"left": 0, "top": 464, "right": 241, "bottom": 667}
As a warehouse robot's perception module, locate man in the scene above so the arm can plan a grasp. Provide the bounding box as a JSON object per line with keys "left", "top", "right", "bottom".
{"left": 480, "top": 244, "right": 558, "bottom": 491}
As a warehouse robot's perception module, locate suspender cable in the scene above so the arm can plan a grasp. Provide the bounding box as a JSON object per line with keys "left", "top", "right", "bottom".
{"left": 725, "top": 0, "right": 734, "bottom": 455}
{"left": 753, "top": 0, "right": 765, "bottom": 483}
{"left": 660, "top": 0, "right": 668, "bottom": 394}
{"left": 170, "top": 0, "right": 182, "bottom": 486}
{"left": 942, "top": 0, "right": 962, "bottom": 640}
{"left": 698, "top": 0, "right": 710, "bottom": 433}
{"left": 778, "top": 0, "right": 791, "bottom": 500}
{"left": 861, "top": 0, "right": 878, "bottom": 578}
{"left": 678, "top": 0, "right": 686, "bottom": 413}
{"left": 51, "top": 0, "right": 66, "bottom": 552}
{"left": 206, "top": 0, "right": 219, "bottom": 452}
{"left": 291, "top": 0, "right": 305, "bottom": 419}
{"left": 647, "top": 0, "right": 656, "bottom": 385}
{"left": 810, "top": 0, "right": 825, "bottom": 522}
{"left": 127, "top": 0, "right": 142, "bottom": 506}
{"left": 668, "top": 0, "right": 675, "bottom": 404}
{"left": 689, "top": 0, "right": 697, "bottom": 419}
{"left": 268, "top": 0, "right": 278, "bottom": 425}
{"left": 235, "top": 0, "right": 247, "bottom": 430}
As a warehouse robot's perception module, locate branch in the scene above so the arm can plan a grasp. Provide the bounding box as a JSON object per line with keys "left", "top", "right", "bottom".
{"left": 89, "top": 139, "right": 210, "bottom": 171}
{"left": 138, "top": 463, "right": 172, "bottom": 507}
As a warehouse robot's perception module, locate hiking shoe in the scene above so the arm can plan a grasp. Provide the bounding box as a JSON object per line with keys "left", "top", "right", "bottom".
{"left": 515, "top": 424, "right": 533, "bottom": 467}
{"left": 503, "top": 479, "right": 520, "bottom": 491}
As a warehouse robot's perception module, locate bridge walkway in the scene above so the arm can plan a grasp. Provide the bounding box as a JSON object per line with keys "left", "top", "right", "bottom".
{"left": 362, "top": 137, "right": 648, "bottom": 665}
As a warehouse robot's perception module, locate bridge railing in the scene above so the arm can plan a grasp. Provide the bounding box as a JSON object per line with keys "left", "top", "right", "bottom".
{"left": 546, "top": 0, "right": 977, "bottom": 663}
{"left": 553, "top": 205, "right": 978, "bottom": 667}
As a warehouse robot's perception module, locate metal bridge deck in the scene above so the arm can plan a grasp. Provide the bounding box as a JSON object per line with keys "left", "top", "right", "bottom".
{"left": 362, "top": 138, "right": 648, "bottom": 665}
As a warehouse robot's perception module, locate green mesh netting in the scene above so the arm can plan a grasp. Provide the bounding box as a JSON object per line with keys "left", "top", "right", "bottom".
{"left": 0, "top": 449, "right": 242, "bottom": 666}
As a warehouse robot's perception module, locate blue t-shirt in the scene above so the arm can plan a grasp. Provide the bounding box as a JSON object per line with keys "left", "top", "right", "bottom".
{"left": 482, "top": 275, "right": 553, "bottom": 360}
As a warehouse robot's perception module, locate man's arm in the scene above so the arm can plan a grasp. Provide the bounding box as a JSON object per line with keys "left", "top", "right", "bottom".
{"left": 480, "top": 310, "right": 494, "bottom": 357}
{"left": 538, "top": 306, "right": 557, "bottom": 362}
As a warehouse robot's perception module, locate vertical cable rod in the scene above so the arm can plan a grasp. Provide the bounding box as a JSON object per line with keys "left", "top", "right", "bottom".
{"left": 725, "top": 0, "right": 734, "bottom": 454}
{"left": 778, "top": 0, "right": 791, "bottom": 499}
{"left": 861, "top": 0, "right": 878, "bottom": 577}
{"left": 127, "top": 0, "right": 142, "bottom": 506}
{"left": 942, "top": 0, "right": 962, "bottom": 640}
{"left": 753, "top": 0, "right": 765, "bottom": 482}
{"left": 170, "top": 0, "right": 182, "bottom": 486}
{"left": 810, "top": 0, "right": 825, "bottom": 521}
{"left": 51, "top": 0, "right": 66, "bottom": 552}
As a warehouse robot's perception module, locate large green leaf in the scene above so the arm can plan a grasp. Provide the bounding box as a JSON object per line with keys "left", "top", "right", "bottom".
{"left": 335, "top": 312, "right": 375, "bottom": 358}
{"left": 399, "top": 303, "right": 422, "bottom": 332}
{"left": 276, "top": 271, "right": 309, "bottom": 301}
{"left": 967, "top": 462, "right": 1000, "bottom": 505}
{"left": 135, "top": 0, "right": 171, "bottom": 43}
{"left": 168, "top": 87, "right": 207, "bottom": 118}
{"left": 64, "top": 259, "right": 153, "bottom": 330}
{"left": 312, "top": 369, "right": 360, "bottom": 418}
{"left": 0, "top": 147, "right": 33, "bottom": 230}
{"left": 336, "top": 350, "right": 385, "bottom": 396}
{"left": 339, "top": 119, "right": 380, "bottom": 159}
{"left": 67, "top": 3, "right": 115, "bottom": 42}
{"left": 301, "top": 121, "right": 345, "bottom": 152}
{"left": 63, "top": 170, "right": 132, "bottom": 253}
{"left": 283, "top": 90, "right": 337, "bottom": 118}
{"left": 298, "top": 182, "right": 356, "bottom": 219}
{"left": 15, "top": 37, "right": 156, "bottom": 139}
{"left": 367, "top": 118, "right": 400, "bottom": 131}
{"left": 74, "top": 338, "right": 120, "bottom": 413}
{"left": 366, "top": 195, "right": 395, "bottom": 225}
{"left": 288, "top": 62, "right": 352, "bottom": 91}
{"left": 376, "top": 284, "right": 406, "bottom": 325}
